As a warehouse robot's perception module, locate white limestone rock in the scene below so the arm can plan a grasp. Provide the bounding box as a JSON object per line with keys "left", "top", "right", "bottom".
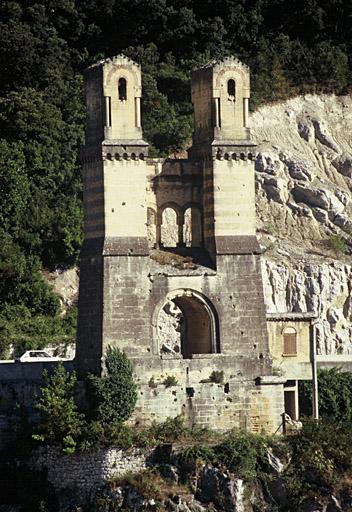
{"left": 262, "top": 259, "right": 352, "bottom": 354}
{"left": 332, "top": 153, "right": 352, "bottom": 178}
{"left": 312, "top": 119, "right": 339, "bottom": 152}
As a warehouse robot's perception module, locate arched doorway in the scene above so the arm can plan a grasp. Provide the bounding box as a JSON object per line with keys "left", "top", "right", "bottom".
{"left": 156, "top": 290, "right": 219, "bottom": 358}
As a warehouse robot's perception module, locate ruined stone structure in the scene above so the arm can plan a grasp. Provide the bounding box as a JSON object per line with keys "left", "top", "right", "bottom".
{"left": 76, "top": 55, "right": 287, "bottom": 432}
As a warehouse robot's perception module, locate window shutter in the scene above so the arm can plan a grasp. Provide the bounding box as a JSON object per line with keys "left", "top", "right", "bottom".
{"left": 283, "top": 333, "right": 297, "bottom": 355}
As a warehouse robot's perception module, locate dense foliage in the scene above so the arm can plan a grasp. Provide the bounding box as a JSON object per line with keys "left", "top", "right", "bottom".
{"left": 32, "top": 348, "right": 138, "bottom": 452}
{"left": 33, "top": 363, "right": 85, "bottom": 453}
{"left": 1, "top": 0, "right": 352, "bottom": 353}
{"left": 87, "top": 347, "right": 138, "bottom": 425}
{"left": 300, "top": 367, "right": 352, "bottom": 422}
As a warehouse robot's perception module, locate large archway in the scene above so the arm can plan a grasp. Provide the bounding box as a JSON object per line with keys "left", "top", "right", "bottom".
{"left": 156, "top": 290, "right": 219, "bottom": 358}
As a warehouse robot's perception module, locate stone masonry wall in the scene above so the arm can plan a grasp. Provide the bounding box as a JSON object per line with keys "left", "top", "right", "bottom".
{"left": 31, "top": 447, "right": 152, "bottom": 503}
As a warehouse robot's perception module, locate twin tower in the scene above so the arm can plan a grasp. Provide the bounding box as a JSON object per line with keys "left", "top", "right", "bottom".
{"left": 76, "top": 55, "right": 284, "bottom": 432}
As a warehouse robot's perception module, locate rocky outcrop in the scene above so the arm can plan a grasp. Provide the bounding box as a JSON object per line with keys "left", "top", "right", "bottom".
{"left": 262, "top": 260, "right": 352, "bottom": 354}
{"left": 251, "top": 94, "right": 352, "bottom": 354}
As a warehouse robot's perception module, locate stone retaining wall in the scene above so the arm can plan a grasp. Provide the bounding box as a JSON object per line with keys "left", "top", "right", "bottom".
{"left": 30, "top": 446, "right": 152, "bottom": 502}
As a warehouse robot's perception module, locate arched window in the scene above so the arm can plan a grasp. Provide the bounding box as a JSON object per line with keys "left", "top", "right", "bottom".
{"left": 183, "top": 206, "right": 202, "bottom": 247}
{"left": 283, "top": 327, "right": 297, "bottom": 356}
{"left": 227, "top": 79, "right": 236, "bottom": 101}
{"left": 118, "top": 78, "right": 127, "bottom": 101}
{"left": 157, "top": 290, "right": 219, "bottom": 358}
{"left": 161, "top": 207, "right": 178, "bottom": 247}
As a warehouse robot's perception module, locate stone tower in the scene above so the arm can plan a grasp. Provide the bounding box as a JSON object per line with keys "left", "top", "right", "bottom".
{"left": 76, "top": 56, "right": 285, "bottom": 433}
{"left": 76, "top": 55, "right": 149, "bottom": 373}
{"left": 189, "top": 57, "right": 257, "bottom": 261}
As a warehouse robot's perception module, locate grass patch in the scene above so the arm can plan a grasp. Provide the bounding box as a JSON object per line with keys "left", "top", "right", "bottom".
{"left": 111, "top": 468, "right": 185, "bottom": 501}
{"left": 328, "top": 234, "right": 346, "bottom": 254}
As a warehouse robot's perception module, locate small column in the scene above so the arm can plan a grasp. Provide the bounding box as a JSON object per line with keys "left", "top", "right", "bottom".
{"left": 155, "top": 222, "right": 162, "bottom": 249}
{"left": 135, "top": 97, "right": 141, "bottom": 128}
{"left": 243, "top": 97, "right": 249, "bottom": 127}
{"left": 177, "top": 221, "right": 185, "bottom": 248}
{"left": 105, "top": 96, "right": 111, "bottom": 127}
{"left": 293, "top": 381, "right": 299, "bottom": 421}
{"left": 311, "top": 322, "right": 319, "bottom": 420}
{"left": 214, "top": 98, "right": 220, "bottom": 128}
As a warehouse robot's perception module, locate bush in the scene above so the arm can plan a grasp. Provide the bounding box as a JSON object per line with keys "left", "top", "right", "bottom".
{"left": 149, "top": 416, "right": 189, "bottom": 444}
{"left": 33, "top": 363, "right": 85, "bottom": 452}
{"left": 300, "top": 368, "right": 352, "bottom": 422}
{"left": 284, "top": 418, "right": 352, "bottom": 503}
{"left": 87, "top": 346, "right": 137, "bottom": 425}
{"left": 209, "top": 370, "right": 224, "bottom": 383}
{"left": 328, "top": 234, "right": 345, "bottom": 254}
{"left": 162, "top": 375, "right": 178, "bottom": 387}
{"left": 216, "top": 430, "right": 270, "bottom": 481}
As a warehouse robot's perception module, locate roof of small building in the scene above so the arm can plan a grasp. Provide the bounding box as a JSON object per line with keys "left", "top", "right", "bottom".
{"left": 266, "top": 312, "right": 317, "bottom": 321}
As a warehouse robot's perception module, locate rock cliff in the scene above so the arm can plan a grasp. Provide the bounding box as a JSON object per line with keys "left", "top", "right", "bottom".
{"left": 251, "top": 94, "right": 352, "bottom": 354}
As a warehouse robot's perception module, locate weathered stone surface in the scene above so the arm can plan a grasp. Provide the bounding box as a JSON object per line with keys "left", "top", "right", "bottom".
{"left": 30, "top": 446, "right": 152, "bottom": 504}
{"left": 332, "top": 153, "right": 352, "bottom": 178}
{"left": 312, "top": 119, "right": 339, "bottom": 152}
{"left": 292, "top": 185, "right": 331, "bottom": 210}
{"left": 252, "top": 95, "right": 352, "bottom": 356}
{"left": 255, "top": 153, "right": 280, "bottom": 175}
{"left": 197, "top": 466, "right": 245, "bottom": 511}
{"left": 283, "top": 156, "right": 314, "bottom": 182}
{"left": 262, "top": 260, "right": 352, "bottom": 354}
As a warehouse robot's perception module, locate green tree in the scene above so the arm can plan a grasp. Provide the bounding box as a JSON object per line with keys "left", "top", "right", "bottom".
{"left": 33, "top": 363, "right": 85, "bottom": 452}
{"left": 0, "top": 232, "right": 60, "bottom": 315}
{"left": 300, "top": 368, "right": 352, "bottom": 421}
{"left": 0, "top": 140, "right": 30, "bottom": 234}
{"left": 87, "top": 347, "right": 137, "bottom": 425}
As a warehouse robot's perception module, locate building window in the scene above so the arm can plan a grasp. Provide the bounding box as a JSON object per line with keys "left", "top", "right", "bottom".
{"left": 118, "top": 78, "right": 127, "bottom": 101}
{"left": 283, "top": 327, "right": 297, "bottom": 356}
{"left": 227, "top": 79, "right": 236, "bottom": 101}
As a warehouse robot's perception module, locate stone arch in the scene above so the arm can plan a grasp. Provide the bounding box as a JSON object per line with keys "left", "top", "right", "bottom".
{"left": 155, "top": 289, "right": 219, "bottom": 359}
{"left": 183, "top": 204, "right": 203, "bottom": 247}
{"left": 159, "top": 203, "right": 180, "bottom": 247}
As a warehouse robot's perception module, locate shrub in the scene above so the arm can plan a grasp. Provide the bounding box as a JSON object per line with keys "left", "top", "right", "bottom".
{"left": 328, "top": 234, "right": 345, "bottom": 254}
{"left": 148, "top": 376, "right": 158, "bottom": 388}
{"left": 149, "top": 416, "right": 189, "bottom": 443}
{"left": 216, "top": 430, "right": 270, "bottom": 481}
{"left": 162, "top": 375, "right": 178, "bottom": 387}
{"left": 209, "top": 370, "right": 224, "bottom": 383}
{"left": 0, "top": 303, "right": 77, "bottom": 359}
{"left": 80, "top": 421, "right": 136, "bottom": 451}
{"left": 299, "top": 368, "right": 352, "bottom": 422}
{"left": 87, "top": 346, "right": 137, "bottom": 425}
{"left": 33, "top": 363, "right": 85, "bottom": 452}
{"left": 285, "top": 418, "right": 352, "bottom": 502}
{"left": 179, "top": 444, "right": 215, "bottom": 466}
